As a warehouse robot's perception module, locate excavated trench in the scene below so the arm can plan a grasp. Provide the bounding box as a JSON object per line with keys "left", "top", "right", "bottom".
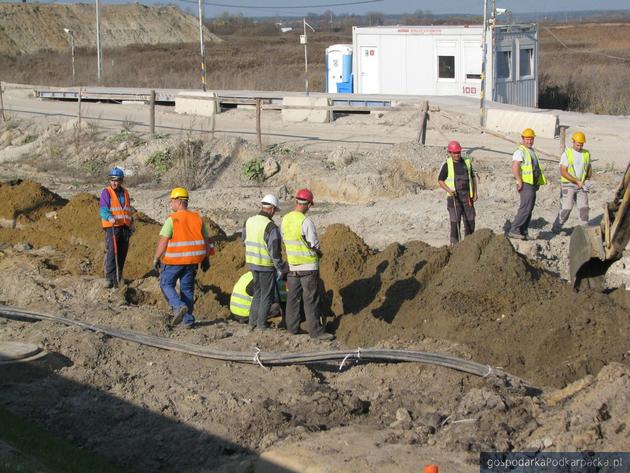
{"left": 1, "top": 179, "right": 629, "bottom": 388}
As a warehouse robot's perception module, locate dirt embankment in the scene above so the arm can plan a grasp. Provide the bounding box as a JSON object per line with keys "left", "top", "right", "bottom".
{"left": 1, "top": 179, "right": 629, "bottom": 390}
{"left": 0, "top": 3, "right": 221, "bottom": 55}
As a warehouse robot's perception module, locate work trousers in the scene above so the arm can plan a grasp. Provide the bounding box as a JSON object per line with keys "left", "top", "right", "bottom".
{"left": 250, "top": 270, "right": 275, "bottom": 329}
{"left": 286, "top": 270, "right": 324, "bottom": 338}
{"left": 553, "top": 184, "right": 589, "bottom": 230}
{"left": 104, "top": 226, "right": 130, "bottom": 285}
{"left": 447, "top": 196, "right": 475, "bottom": 245}
{"left": 510, "top": 183, "right": 538, "bottom": 236}
{"left": 159, "top": 264, "right": 196, "bottom": 326}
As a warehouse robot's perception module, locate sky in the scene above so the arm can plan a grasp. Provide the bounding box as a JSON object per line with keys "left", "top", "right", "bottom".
{"left": 160, "top": 0, "right": 630, "bottom": 17}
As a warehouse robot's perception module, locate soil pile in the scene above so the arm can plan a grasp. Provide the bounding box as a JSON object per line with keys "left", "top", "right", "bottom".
{"left": 0, "top": 179, "right": 66, "bottom": 227}
{"left": 329, "top": 227, "right": 630, "bottom": 387}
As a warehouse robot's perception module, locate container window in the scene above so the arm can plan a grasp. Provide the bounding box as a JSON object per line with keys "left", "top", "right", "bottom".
{"left": 497, "top": 50, "right": 511, "bottom": 80}
{"left": 438, "top": 56, "right": 455, "bottom": 79}
{"left": 519, "top": 48, "right": 534, "bottom": 78}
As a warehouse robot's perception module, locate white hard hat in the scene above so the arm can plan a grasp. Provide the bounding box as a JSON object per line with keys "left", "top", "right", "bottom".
{"left": 260, "top": 194, "right": 280, "bottom": 209}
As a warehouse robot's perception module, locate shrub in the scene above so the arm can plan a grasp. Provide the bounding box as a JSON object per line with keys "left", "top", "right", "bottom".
{"left": 243, "top": 158, "right": 264, "bottom": 183}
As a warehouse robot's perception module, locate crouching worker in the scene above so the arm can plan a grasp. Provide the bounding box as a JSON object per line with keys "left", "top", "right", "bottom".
{"left": 153, "top": 187, "right": 211, "bottom": 329}
{"left": 229, "top": 271, "right": 287, "bottom": 323}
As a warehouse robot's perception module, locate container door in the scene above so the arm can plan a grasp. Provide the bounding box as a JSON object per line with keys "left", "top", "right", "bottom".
{"left": 359, "top": 46, "right": 379, "bottom": 93}
{"left": 327, "top": 51, "right": 342, "bottom": 93}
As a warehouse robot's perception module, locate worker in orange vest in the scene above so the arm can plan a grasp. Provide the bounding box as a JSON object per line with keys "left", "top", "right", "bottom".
{"left": 152, "top": 187, "right": 211, "bottom": 329}
{"left": 100, "top": 167, "right": 133, "bottom": 288}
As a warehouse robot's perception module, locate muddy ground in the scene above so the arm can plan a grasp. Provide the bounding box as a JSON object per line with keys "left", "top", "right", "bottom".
{"left": 1, "top": 110, "right": 629, "bottom": 473}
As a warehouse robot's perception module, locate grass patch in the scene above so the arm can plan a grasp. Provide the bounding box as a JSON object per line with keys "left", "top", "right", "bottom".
{"left": 0, "top": 406, "right": 127, "bottom": 473}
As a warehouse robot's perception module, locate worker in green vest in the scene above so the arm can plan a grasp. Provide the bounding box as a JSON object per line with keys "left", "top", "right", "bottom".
{"left": 509, "top": 128, "right": 548, "bottom": 240}
{"left": 437, "top": 140, "right": 477, "bottom": 245}
{"left": 242, "top": 194, "right": 288, "bottom": 331}
{"left": 552, "top": 131, "right": 592, "bottom": 234}
{"left": 281, "top": 189, "right": 334, "bottom": 341}
{"left": 229, "top": 271, "right": 287, "bottom": 322}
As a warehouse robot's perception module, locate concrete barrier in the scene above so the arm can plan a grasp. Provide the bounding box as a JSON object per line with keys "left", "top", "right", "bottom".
{"left": 282, "top": 96, "right": 330, "bottom": 123}
{"left": 175, "top": 91, "right": 218, "bottom": 117}
{"left": 485, "top": 108, "right": 559, "bottom": 139}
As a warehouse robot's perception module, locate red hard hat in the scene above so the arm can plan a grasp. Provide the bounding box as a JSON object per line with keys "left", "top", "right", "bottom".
{"left": 295, "top": 188, "right": 314, "bottom": 204}
{"left": 447, "top": 140, "right": 462, "bottom": 153}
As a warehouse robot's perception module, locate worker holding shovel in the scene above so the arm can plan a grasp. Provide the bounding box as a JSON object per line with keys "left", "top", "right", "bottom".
{"left": 438, "top": 140, "right": 478, "bottom": 245}
{"left": 100, "top": 167, "right": 133, "bottom": 288}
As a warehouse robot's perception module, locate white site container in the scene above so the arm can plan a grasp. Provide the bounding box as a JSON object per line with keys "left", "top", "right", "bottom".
{"left": 352, "top": 24, "right": 538, "bottom": 107}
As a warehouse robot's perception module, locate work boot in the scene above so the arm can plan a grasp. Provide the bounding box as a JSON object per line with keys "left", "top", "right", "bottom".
{"left": 311, "top": 332, "right": 335, "bottom": 341}
{"left": 104, "top": 279, "right": 114, "bottom": 289}
{"left": 171, "top": 305, "right": 187, "bottom": 327}
{"left": 508, "top": 232, "right": 526, "bottom": 240}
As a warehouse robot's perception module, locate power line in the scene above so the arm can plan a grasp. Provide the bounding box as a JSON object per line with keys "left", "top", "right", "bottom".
{"left": 542, "top": 25, "right": 630, "bottom": 62}
{"left": 169, "top": 0, "right": 383, "bottom": 9}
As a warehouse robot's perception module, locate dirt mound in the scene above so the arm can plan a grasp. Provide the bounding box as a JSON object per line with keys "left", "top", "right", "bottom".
{"left": 332, "top": 228, "right": 630, "bottom": 387}
{"left": 0, "top": 179, "right": 66, "bottom": 227}
{"left": 0, "top": 3, "right": 221, "bottom": 55}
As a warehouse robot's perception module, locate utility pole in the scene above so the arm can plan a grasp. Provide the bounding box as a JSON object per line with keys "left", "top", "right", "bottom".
{"left": 95, "top": 0, "right": 103, "bottom": 83}
{"left": 64, "top": 28, "right": 75, "bottom": 85}
{"left": 198, "top": 0, "right": 207, "bottom": 91}
{"left": 301, "top": 19, "right": 315, "bottom": 96}
{"left": 479, "top": 0, "right": 488, "bottom": 127}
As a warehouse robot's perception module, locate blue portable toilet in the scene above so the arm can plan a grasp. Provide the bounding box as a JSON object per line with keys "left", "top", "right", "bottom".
{"left": 325, "top": 44, "right": 353, "bottom": 94}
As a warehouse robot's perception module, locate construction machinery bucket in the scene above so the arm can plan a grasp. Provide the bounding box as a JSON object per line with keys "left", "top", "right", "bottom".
{"left": 569, "top": 225, "right": 611, "bottom": 290}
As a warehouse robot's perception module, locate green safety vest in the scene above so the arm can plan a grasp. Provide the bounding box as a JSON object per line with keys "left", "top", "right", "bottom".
{"left": 245, "top": 215, "right": 273, "bottom": 267}
{"left": 561, "top": 148, "right": 590, "bottom": 183}
{"left": 230, "top": 271, "right": 287, "bottom": 318}
{"left": 281, "top": 211, "right": 319, "bottom": 266}
{"left": 230, "top": 272, "right": 253, "bottom": 317}
{"left": 445, "top": 157, "right": 474, "bottom": 198}
{"left": 519, "top": 145, "right": 547, "bottom": 186}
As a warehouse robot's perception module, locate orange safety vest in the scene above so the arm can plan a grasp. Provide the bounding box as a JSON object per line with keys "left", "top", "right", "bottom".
{"left": 101, "top": 186, "right": 132, "bottom": 228}
{"left": 162, "top": 210, "right": 207, "bottom": 266}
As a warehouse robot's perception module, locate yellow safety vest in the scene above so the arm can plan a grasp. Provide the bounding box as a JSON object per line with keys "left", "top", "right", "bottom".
{"left": 281, "top": 211, "right": 318, "bottom": 266}
{"left": 561, "top": 148, "right": 590, "bottom": 183}
{"left": 519, "top": 145, "right": 547, "bottom": 186}
{"left": 230, "top": 271, "right": 288, "bottom": 318}
{"left": 230, "top": 272, "right": 253, "bottom": 317}
{"left": 445, "top": 157, "right": 474, "bottom": 198}
{"left": 245, "top": 214, "right": 273, "bottom": 267}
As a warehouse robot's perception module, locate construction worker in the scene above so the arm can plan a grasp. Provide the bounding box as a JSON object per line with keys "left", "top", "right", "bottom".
{"left": 242, "top": 194, "right": 288, "bottom": 331}
{"left": 281, "top": 189, "right": 335, "bottom": 341}
{"left": 552, "top": 131, "right": 592, "bottom": 233}
{"left": 100, "top": 167, "right": 133, "bottom": 288}
{"left": 437, "top": 140, "right": 478, "bottom": 245}
{"left": 152, "top": 187, "right": 211, "bottom": 329}
{"left": 229, "top": 271, "right": 287, "bottom": 323}
{"left": 509, "top": 128, "right": 548, "bottom": 240}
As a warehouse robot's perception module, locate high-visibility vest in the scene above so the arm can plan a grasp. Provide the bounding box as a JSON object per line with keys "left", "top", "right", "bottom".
{"left": 230, "top": 272, "right": 288, "bottom": 318}
{"left": 245, "top": 214, "right": 273, "bottom": 267}
{"left": 561, "top": 148, "right": 590, "bottom": 183}
{"left": 444, "top": 157, "right": 474, "bottom": 198}
{"left": 230, "top": 272, "right": 253, "bottom": 317}
{"left": 281, "top": 211, "right": 319, "bottom": 266}
{"left": 519, "top": 145, "right": 547, "bottom": 186}
{"left": 162, "top": 210, "right": 207, "bottom": 265}
{"left": 101, "top": 187, "right": 132, "bottom": 228}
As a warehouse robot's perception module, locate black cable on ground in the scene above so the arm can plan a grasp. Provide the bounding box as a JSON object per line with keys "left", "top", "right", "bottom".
{"left": 0, "top": 304, "right": 532, "bottom": 387}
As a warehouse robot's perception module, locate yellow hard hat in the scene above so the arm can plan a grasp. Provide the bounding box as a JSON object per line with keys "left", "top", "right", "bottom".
{"left": 572, "top": 131, "right": 586, "bottom": 144}
{"left": 170, "top": 187, "right": 189, "bottom": 200}
{"left": 521, "top": 128, "right": 536, "bottom": 138}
